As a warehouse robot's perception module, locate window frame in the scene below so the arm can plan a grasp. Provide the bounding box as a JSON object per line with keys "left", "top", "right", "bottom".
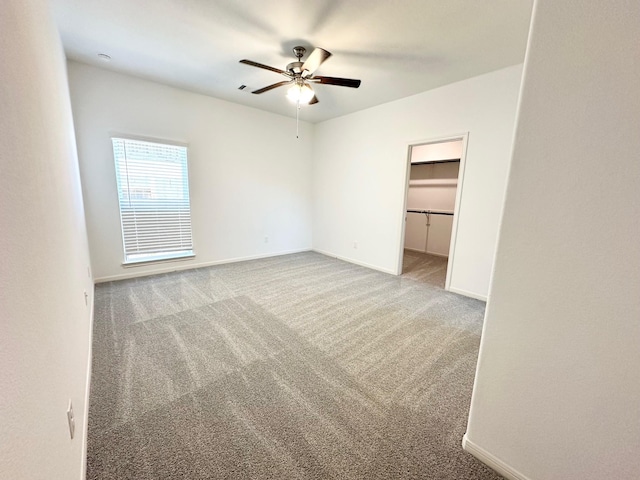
{"left": 110, "top": 134, "right": 196, "bottom": 267}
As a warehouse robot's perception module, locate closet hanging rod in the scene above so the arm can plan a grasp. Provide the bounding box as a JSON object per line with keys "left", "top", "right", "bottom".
{"left": 406, "top": 209, "right": 454, "bottom": 216}
{"left": 410, "top": 158, "right": 460, "bottom": 166}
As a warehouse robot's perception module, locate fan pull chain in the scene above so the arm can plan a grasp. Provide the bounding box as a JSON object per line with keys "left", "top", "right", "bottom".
{"left": 296, "top": 98, "right": 300, "bottom": 138}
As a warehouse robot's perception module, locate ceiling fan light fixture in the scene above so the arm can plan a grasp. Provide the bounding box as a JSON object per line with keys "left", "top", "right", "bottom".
{"left": 286, "top": 82, "right": 314, "bottom": 104}
{"left": 240, "top": 46, "right": 361, "bottom": 109}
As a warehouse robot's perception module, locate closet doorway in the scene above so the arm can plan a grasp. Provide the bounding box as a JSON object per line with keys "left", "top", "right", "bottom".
{"left": 400, "top": 136, "right": 467, "bottom": 289}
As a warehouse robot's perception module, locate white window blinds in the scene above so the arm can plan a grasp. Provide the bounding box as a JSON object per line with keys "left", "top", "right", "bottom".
{"left": 112, "top": 137, "right": 194, "bottom": 264}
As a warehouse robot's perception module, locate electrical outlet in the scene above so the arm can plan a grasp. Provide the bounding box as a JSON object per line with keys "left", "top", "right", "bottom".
{"left": 66, "top": 401, "right": 75, "bottom": 440}
{"left": 353, "top": 241, "right": 358, "bottom": 249}
{"left": 264, "top": 236, "right": 269, "bottom": 243}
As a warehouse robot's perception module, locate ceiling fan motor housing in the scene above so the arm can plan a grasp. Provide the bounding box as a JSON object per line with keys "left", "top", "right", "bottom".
{"left": 287, "top": 61, "right": 304, "bottom": 75}
{"left": 288, "top": 46, "right": 308, "bottom": 75}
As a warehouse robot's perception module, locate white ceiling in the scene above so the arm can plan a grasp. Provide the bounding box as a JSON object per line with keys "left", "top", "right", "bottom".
{"left": 51, "top": 0, "right": 533, "bottom": 123}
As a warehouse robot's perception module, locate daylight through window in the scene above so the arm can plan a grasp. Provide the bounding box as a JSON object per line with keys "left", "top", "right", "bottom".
{"left": 112, "top": 137, "right": 194, "bottom": 264}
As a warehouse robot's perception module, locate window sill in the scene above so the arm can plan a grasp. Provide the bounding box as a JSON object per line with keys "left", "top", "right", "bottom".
{"left": 122, "top": 253, "right": 195, "bottom": 268}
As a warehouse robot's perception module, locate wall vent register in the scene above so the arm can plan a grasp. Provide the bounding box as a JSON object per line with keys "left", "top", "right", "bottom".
{"left": 112, "top": 137, "right": 194, "bottom": 265}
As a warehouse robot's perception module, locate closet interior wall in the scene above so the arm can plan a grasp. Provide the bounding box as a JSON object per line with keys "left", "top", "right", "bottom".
{"left": 405, "top": 160, "right": 459, "bottom": 257}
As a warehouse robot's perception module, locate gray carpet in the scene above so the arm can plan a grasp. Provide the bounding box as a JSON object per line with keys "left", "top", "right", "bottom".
{"left": 402, "top": 250, "right": 449, "bottom": 288}
{"left": 87, "top": 251, "right": 501, "bottom": 479}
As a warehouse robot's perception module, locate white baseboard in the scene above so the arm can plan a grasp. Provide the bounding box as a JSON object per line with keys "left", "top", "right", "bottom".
{"left": 94, "top": 248, "right": 312, "bottom": 283}
{"left": 80, "top": 283, "right": 95, "bottom": 480}
{"left": 462, "top": 435, "right": 531, "bottom": 480}
{"left": 403, "top": 247, "right": 449, "bottom": 258}
{"left": 312, "top": 249, "right": 397, "bottom": 275}
{"left": 426, "top": 250, "right": 449, "bottom": 258}
{"left": 448, "top": 286, "right": 487, "bottom": 302}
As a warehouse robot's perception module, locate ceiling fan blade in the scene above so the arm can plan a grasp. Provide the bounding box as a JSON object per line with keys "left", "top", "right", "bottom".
{"left": 240, "top": 59, "right": 291, "bottom": 77}
{"left": 309, "top": 95, "right": 319, "bottom": 105}
{"left": 252, "top": 80, "right": 292, "bottom": 94}
{"left": 310, "top": 76, "right": 361, "bottom": 88}
{"left": 301, "top": 48, "right": 332, "bottom": 76}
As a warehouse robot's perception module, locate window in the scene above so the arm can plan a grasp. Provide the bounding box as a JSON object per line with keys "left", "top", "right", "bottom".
{"left": 112, "top": 137, "right": 194, "bottom": 264}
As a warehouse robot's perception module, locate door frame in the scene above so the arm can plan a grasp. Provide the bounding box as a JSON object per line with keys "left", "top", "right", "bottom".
{"left": 396, "top": 133, "right": 470, "bottom": 292}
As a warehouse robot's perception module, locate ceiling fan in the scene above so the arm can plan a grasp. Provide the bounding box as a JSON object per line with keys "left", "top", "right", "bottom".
{"left": 239, "top": 46, "right": 361, "bottom": 105}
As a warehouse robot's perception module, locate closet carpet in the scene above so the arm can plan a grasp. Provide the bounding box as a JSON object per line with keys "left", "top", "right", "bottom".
{"left": 401, "top": 250, "right": 449, "bottom": 288}
{"left": 87, "top": 252, "right": 501, "bottom": 479}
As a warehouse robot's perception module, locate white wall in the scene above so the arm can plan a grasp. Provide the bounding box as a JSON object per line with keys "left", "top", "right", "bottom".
{"left": 0, "top": 1, "right": 94, "bottom": 479}
{"left": 312, "top": 65, "right": 523, "bottom": 299}
{"left": 465, "top": 1, "right": 640, "bottom": 479}
{"left": 68, "top": 62, "right": 313, "bottom": 281}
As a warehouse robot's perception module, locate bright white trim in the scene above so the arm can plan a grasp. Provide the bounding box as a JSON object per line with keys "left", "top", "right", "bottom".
{"left": 108, "top": 131, "right": 188, "bottom": 148}
{"left": 313, "top": 249, "right": 397, "bottom": 275}
{"left": 80, "top": 284, "right": 95, "bottom": 480}
{"left": 396, "top": 148, "right": 413, "bottom": 275}
{"left": 462, "top": 435, "right": 531, "bottom": 480}
{"left": 444, "top": 133, "right": 469, "bottom": 291}
{"left": 122, "top": 253, "right": 195, "bottom": 267}
{"left": 94, "top": 248, "right": 312, "bottom": 283}
{"left": 396, "top": 133, "right": 469, "bottom": 283}
{"left": 448, "top": 286, "right": 487, "bottom": 302}
{"left": 405, "top": 133, "right": 470, "bottom": 150}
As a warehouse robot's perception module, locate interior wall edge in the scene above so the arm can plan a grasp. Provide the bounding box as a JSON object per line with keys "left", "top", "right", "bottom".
{"left": 80, "top": 285, "right": 95, "bottom": 480}
{"left": 462, "top": 435, "right": 531, "bottom": 480}
{"left": 0, "top": 1, "right": 94, "bottom": 477}
{"left": 465, "top": 0, "right": 640, "bottom": 477}
{"left": 447, "top": 287, "right": 487, "bottom": 302}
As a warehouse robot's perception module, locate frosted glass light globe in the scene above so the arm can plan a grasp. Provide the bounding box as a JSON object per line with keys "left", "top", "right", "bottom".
{"left": 286, "top": 83, "right": 314, "bottom": 104}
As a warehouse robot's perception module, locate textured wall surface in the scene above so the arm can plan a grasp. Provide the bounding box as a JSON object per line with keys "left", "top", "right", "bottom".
{"left": 466, "top": 0, "right": 640, "bottom": 478}
{"left": 0, "top": 1, "right": 94, "bottom": 478}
